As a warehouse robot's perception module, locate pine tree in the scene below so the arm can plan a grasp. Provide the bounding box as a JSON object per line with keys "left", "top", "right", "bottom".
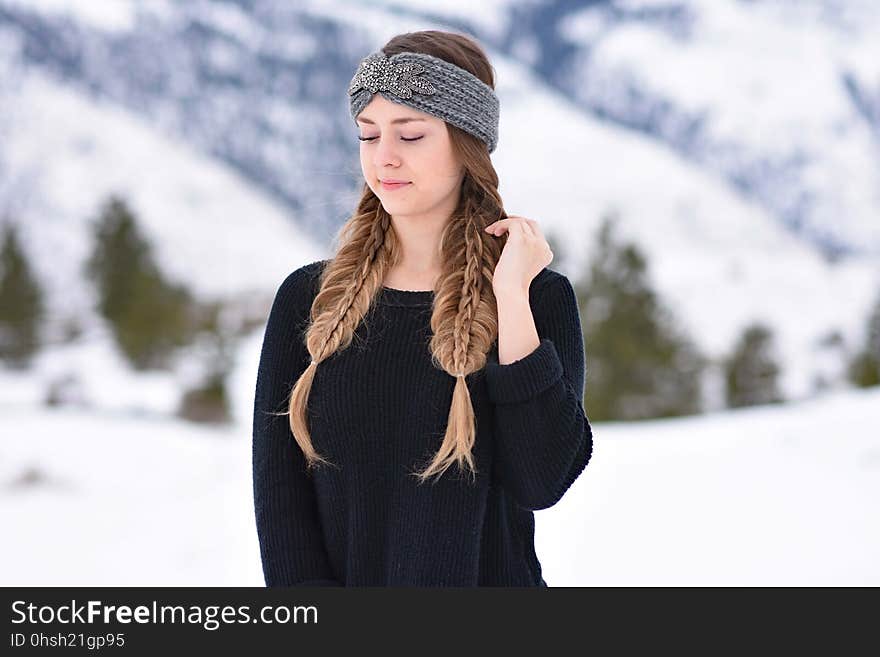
{"left": 177, "top": 371, "right": 232, "bottom": 424}
{"left": 847, "top": 287, "right": 880, "bottom": 388}
{"left": 177, "top": 300, "right": 234, "bottom": 424}
{"left": 723, "top": 323, "right": 784, "bottom": 408}
{"left": 580, "top": 212, "right": 705, "bottom": 421}
{"left": 0, "top": 221, "right": 45, "bottom": 368}
{"left": 83, "top": 195, "right": 195, "bottom": 370}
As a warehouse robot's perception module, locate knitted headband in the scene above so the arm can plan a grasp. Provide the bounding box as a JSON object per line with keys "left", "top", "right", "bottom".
{"left": 348, "top": 50, "right": 500, "bottom": 153}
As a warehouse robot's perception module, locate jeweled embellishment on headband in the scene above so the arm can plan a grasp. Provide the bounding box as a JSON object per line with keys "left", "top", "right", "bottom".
{"left": 348, "top": 53, "right": 437, "bottom": 99}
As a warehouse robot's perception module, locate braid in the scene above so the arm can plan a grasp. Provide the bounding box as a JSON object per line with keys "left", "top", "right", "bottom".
{"left": 287, "top": 200, "right": 398, "bottom": 472}
{"left": 411, "top": 192, "right": 497, "bottom": 484}
{"left": 284, "top": 136, "right": 505, "bottom": 486}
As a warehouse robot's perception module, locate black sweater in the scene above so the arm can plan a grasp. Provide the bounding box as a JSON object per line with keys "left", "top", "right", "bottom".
{"left": 252, "top": 259, "right": 593, "bottom": 586}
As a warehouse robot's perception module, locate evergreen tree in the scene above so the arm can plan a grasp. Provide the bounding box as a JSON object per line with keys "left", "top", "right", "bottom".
{"left": 723, "top": 323, "right": 784, "bottom": 408}
{"left": 0, "top": 221, "right": 45, "bottom": 368}
{"left": 177, "top": 300, "right": 234, "bottom": 424}
{"left": 847, "top": 288, "right": 880, "bottom": 388}
{"left": 83, "top": 195, "right": 195, "bottom": 370}
{"left": 177, "top": 371, "right": 232, "bottom": 424}
{"left": 580, "top": 212, "right": 705, "bottom": 421}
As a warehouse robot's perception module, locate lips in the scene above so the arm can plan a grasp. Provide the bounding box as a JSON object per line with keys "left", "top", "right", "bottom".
{"left": 380, "top": 179, "right": 411, "bottom": 190}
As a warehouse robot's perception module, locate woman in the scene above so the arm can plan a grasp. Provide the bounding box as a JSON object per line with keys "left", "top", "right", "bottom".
{"left": 253, "top": 29, "right": 592, "bottom": 587}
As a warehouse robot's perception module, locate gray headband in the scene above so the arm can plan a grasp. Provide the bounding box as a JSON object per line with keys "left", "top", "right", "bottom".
{"left": 348, "top": 50, "right": 500, "bottom": 153}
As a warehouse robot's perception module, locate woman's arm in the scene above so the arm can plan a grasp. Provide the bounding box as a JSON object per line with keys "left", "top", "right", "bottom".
{"left": 484, "top": 273, "right": 593, "bottom": 511}
{"left": 252, "top": 266, "right": 341, "bottom": 586}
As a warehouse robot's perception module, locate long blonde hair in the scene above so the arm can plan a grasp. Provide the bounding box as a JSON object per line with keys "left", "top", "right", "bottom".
{"left": 288, "top": 30, "right": 507, "bottom": 485}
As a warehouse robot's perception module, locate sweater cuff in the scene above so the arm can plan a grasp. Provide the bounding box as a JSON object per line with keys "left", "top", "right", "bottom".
{"left": 484, "top": 338, "right": 564, "bottom": 405}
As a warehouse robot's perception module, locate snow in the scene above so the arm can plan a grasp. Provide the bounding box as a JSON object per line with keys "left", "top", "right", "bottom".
{"left": 2, "top": 0, "right": 137, "bottom": 33}
{"left": 304, "top": 0, "right": 527, "bottom": 43}
{"left": 1, "top": 66, "right": 325, "bottom": 324}
{"left": 1, "top": 379, "right": 877, "bottom": 586}
{"left": 0, "top": 404, "right": 260, "bottom": 586}
{"left": 488, "top": 48, "right": 880, "bottom": 403}
{"left": 538, "top": 385, "right": 880, "bottom": 586}
{"left": 562, "top": 0, "right": 880, "bottom": 252}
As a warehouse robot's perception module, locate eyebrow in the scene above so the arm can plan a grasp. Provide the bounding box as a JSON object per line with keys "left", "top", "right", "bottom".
{"left": 356, "top": 117, "right": 427, "bottom": 125}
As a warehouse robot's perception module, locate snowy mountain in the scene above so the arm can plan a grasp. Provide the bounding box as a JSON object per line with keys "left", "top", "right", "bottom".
{"left": 2, "top": 0, "right": 879, "bottom": 255}
{"left": 355, "top": 0, "right": 880, "bottom": 258}
{"left": 0, "top": 0, "right": 877, "bottom": 407}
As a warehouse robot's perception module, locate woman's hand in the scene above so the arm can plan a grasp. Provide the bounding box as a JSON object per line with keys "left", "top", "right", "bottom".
{"left": 484, "top": 215, "right": 554, "bottom": 295}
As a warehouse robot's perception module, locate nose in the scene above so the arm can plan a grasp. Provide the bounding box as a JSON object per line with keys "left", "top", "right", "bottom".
{"left": 373, "top": 136, "right": 401, "bottom": 169}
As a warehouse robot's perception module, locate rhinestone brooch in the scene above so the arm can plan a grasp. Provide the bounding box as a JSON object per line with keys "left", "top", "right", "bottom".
{"left": 348, "top": 53, "right": 437, "bottom": 100}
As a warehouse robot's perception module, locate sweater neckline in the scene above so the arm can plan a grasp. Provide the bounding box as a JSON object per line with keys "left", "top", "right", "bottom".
{"left": 379, "top": 286, "right": 434, "bottom": 308}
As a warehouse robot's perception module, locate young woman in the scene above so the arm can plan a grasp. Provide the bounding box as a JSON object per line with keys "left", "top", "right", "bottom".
{"left": 253, "top": 30, "right": 592, "bottom": 587}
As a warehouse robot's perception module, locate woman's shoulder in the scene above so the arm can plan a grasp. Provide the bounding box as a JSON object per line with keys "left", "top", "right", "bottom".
{"left": 293, "top": 257, "right": 330, "bottom": 282}
{"left": 278, "top": 258, "right": 329, "bottom": 296}
{"left": 267, "top": 259, "right": 330, "bottom": 322}
{"left": 528, "top": 265, "right": 570, "bottom": 301}
{"left": 526, "top": 266, "right": 580, "bottom": 323}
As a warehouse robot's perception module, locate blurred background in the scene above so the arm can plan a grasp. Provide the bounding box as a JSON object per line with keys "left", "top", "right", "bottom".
{"left": 1, "top": 0, "right": 878, "bottom": 586}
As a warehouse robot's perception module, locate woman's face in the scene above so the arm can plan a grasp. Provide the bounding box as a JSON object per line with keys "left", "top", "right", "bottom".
{"left": 357, "top": 95, "right": 464, "bottom": 221}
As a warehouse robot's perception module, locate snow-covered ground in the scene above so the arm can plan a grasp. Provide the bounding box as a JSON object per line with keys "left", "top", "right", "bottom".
{"left": 2, "top": 372, "right": 877, "bottom": 586}
{"left": 539, "top": 384, "right": 880, "bottom": 586}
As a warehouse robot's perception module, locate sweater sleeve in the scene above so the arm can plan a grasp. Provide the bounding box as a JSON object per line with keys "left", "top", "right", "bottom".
{"left": 484, "top": 273, "right": 593, "bottom": 511}
{"left": 252, "top": 266, "right": 342, "bottom": 587}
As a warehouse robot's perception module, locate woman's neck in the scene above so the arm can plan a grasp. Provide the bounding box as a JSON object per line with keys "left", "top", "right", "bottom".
{"left": 383, "top": 264, "right": 441, "bottom": 291}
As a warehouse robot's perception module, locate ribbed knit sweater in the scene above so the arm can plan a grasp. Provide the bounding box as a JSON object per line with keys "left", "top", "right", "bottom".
{"left": 252, "top": 258, "right": 593, "bottom": 587}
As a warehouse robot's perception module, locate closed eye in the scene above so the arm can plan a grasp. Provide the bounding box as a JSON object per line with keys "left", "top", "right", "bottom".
{"left": 358, "top": 136, "right": 423, "bottom": 142}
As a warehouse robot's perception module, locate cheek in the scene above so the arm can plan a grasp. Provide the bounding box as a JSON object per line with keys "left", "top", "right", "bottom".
{"left": 359, "top": 155, "right": 376, "bottom": 185}
{"left": 417, "top": 148, "right": 457, "bottom": 179}
{"left": 434, "top": 148, "right": 460, "bottom": 177}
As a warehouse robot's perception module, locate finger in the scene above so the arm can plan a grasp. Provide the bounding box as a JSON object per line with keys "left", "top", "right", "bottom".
{"left": 520, "top": 219, "right": 537, "bottom": 238}
{"left": 504, "top": 216, "right": 535, "bottom": 238}
{"left": 506, "top": 219, "right": 528, "bottom": 239}
{"left": 485, "top": 217, "right": 510, "bottom": 231}
{"left": 485, "top": 216, "right": 526, "bottom": 232}
{"left": 484, "top": 217, "right": 511, "bottom": 234}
